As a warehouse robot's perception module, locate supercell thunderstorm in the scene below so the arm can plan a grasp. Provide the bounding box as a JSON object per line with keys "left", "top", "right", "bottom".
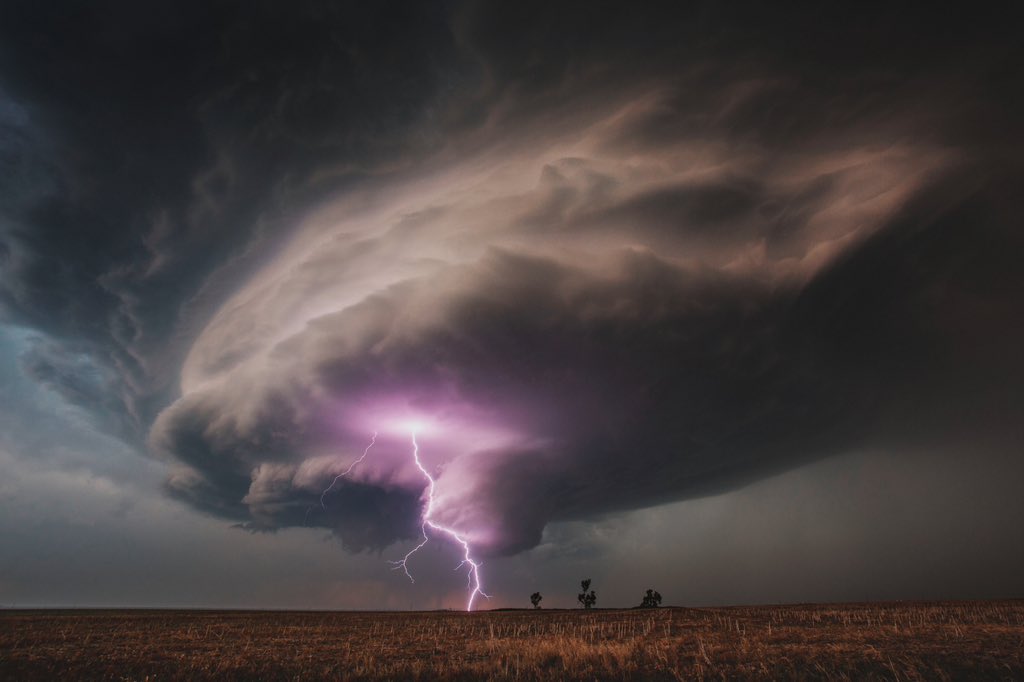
{"left": 142, "top": 35, "right": 1024, "bottom": 611}
{"left": 1, "top": 0, "right": 1022, "bottom": 614}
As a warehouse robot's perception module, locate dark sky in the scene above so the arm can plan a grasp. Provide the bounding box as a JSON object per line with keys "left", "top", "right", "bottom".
{"left": 1, "top": 1, "right": 1022, "bottom": 609}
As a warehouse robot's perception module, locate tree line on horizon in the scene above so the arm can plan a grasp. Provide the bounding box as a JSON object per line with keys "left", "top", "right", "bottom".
{"left": 528, "top": 580, "right": 662, "bottom": 610}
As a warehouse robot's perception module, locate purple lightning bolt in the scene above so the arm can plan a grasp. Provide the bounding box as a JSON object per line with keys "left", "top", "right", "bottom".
{"left": 389, "top": 429, "right": 490, "bottom": 612}
{"left": 320, "top": 431, "right": 377, "bottom": 509}
{"left": 305, "top": 431, "right": 378, "bottom": 526}
{"left": 316, "top": 426, "right": 489, "bottom": 611}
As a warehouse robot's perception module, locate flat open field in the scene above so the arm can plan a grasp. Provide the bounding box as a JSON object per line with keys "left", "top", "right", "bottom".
{"left": 2, "top": 601, "right": 1022, "bottom": 680}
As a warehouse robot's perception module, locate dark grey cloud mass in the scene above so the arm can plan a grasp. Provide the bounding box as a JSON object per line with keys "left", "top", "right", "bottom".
{"left": 1, "top": 1, "right": 1022, "bottom": 605}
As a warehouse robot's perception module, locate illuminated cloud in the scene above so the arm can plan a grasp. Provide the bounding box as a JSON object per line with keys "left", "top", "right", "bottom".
{"left": 150, "top": 99, "right": 1017, "bottom": 556}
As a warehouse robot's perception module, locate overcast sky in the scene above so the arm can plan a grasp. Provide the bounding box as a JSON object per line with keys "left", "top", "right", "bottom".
{"left": 1, "top": 2, "right": 1022, "bottom": 610}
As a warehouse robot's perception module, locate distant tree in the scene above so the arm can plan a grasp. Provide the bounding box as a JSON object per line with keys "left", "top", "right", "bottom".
{"left": 530, "top": 592, "right": 543, "bottom": 609}
{"left": 639, "top": 589, "right": 662, "bottom": 608}
{"left": 578, "top": 579, "right": 597, "bottom": 609}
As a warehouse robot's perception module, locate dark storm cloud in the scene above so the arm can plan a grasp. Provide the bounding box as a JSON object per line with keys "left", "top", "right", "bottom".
{"left": 794, "top": 169, "right": 1024, "bottom": 442}
{"left": 151, "top": 169, "right": 1024, "bottom": 556}
{"left": 0, "top": 0, "right": 465, "bottom": 434}
{"left": 1, "top": 2, "right": 1022, "bottom": 561}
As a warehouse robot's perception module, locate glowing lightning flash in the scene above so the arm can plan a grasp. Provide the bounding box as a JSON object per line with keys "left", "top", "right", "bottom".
{"left": 388, "top": 430, "right": 489, "bottom": 611}
{"left": 320, "top": 427, "right": 489, "bottom": 611}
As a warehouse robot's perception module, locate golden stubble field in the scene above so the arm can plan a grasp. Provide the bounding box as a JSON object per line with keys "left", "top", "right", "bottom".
{"left": 2, "top": 601, "right": 1022, "bottom": 680}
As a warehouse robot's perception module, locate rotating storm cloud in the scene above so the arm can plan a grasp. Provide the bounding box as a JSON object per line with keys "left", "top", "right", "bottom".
{"left": 143, "top": 79, "right": 1021, "bottom": 606}
{"left": 3, "top": 2, "right": 1022, "bottom": 610}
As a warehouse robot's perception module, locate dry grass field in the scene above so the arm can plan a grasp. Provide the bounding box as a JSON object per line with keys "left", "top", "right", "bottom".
{"left": 2, "top": 601, "right": 1022, "bottom": 680}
